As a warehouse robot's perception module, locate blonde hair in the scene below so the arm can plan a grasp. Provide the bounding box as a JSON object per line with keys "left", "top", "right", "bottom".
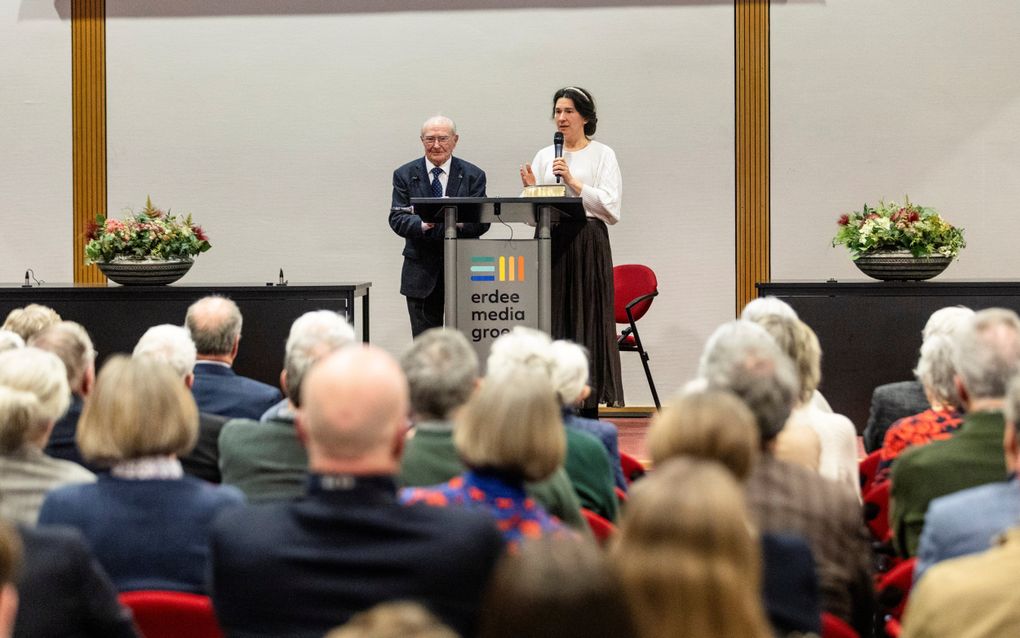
{"left": 752, "top": 315, "right": 821, "bottom": 404}
{"left": 0, "top": 348, "right": 70, "bottom": 450}
{"left": 2, "top": 304, "right": 61, "bottom": 341}
{"left": 611, "top": 458, "right": 772, "bottom": 638}
{"left": 325, "top": 601, "right": 458, "bottom": 638}
{"left": 455, "top": 365, "right": 565, "bottom": 482}
{"left": 29, "top": 321, "right": 95, "bottom": 391}
{"left": 0, "top": 386, "right": 42, "bottom": 454}
{"left": 77, "top": 355, "right": 198, "bottom": 464}
{"left": 647, "top": 389, "right": 759, "bottom": 481}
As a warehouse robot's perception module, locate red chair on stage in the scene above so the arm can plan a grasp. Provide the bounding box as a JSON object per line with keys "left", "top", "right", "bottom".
{"left": 821, "top": 612, "right": 859, "bottom": 638}
{"left": 613, "top": 264, "right": 661, "bottom": 409}
{"left": 119, "top": 590, "right": 224, "bottom": 638}
{"left": 580, "top": 508, "right": 617, "bottom": 545}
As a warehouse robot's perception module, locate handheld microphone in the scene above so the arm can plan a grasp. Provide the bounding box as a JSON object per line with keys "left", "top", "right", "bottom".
{"left": 553, "top": 132, "right": 564, "bottom": 183}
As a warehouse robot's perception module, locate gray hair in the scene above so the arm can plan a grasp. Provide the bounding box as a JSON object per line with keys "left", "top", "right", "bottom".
{"left": 952, "top": 308, "right": 1020, "bottom": 400}
{"left": 400, "top": 328, "right": 478, "bottom": 421}
{"left": 185, "top": 296, "right": 242, "bottom": 355}
{"left": 0, "top": 330, "right": 24, "bottom": 353}
{"left": 486, "top": 326, "right": 554, "bottom": 379}
{"left": 740, "top": 296, "right": 798, "bottom": 322}
{"left": 0, "top": 347, "right": 70, "bottom": 450}
{"left": 923, "top": 306, "right": 975, "bottom": 341}
{"left": 285, "top": 311, "right": 356, "bottom": 407}
{"left": 133, "top": 324, "right": 197, "bottom": 379}
{"left": 29, "top": 321, "right": 95, "bottom": 391}
{"left": 2, "top": 304, "right": 61, "bottom": 342}
{"left": 699, "top": 320, "right": 798, "bottom": 443}
{"left": 549, "top": 340, "right": 590, "bottom": 407}
{"left": 1003, "top": 374, "right": 1020, "bottom": 425}
{"left": 913, "top": 334, "right": 962, "bottom": 408}
{"left": 421, "top": 115, "right": 457, "bottom": 136}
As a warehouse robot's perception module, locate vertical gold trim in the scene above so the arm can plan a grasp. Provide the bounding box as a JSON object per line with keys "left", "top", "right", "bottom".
{"left": 72, "top": 0, "right": 107, "bottom": 284}
{"left": 735, "top": 0, "right": 769, "bottom": 315}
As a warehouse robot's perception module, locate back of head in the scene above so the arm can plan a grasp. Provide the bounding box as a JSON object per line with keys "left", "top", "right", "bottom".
{"left": 740, "top": 296, "right": 798, "bottom": 322}
{"left": 185, "top": 295, "right": 242, "bottom": 355}
{"left": 284, "top": 311, "right": 356, "bottom": 407}
{"left": 401, "top": 328, "right": 478, "bottom": 421}
{"left": 78, "top": 355, "right": 198, "bottom": 465}
{"left": 952, "top": 308, "right": 1020, "bottom": 401}
{"left": 0, "top": 331, "right": 24, "bottom": 354}
{"left": 0, "top": 348, "right": 71, "bottom": 447}
{"left": 455, "top": 365, "right": 565, "bottom": 483}
{"left": 647, "top": 389, "right": 760, "bottom": 481}
{"left": 549, "top": 341, "right": 590, "bottom": 407}
{"left": 0, "top": 386, "right": 43, "bottom": 454}
{"left": 751, "top": 316, "right": 821, "bottom": 404}
{"left": 133, "top": 324, "right": 197, "bottom": 379}
{"left": 486, "top": 327, "right": 554, "bottom": 379}
{"left": 299, "top": 346, "right": 408, "bottom": 464}
{"left": 478, "top": 538, "right": 637, "bottom": 638}
{"left": 28, "top": 321, "right": 95, "bottom": 392}
{"left": 923, "top": 305, "right": 975, "bottom": 341}
{"left": 326, "top": 601, "right": 458, "bottom": 638}
{"left": 698, "top": 321, "right": 798, "bottom": 444}
{"left": 913, "top": 334, "right": 962, "bottom": 408}
{"left": 611, "top": 458, "right": 770, "bottom": 638}
{"left": 2, "top": 304, "right": 61, "bottom": 342}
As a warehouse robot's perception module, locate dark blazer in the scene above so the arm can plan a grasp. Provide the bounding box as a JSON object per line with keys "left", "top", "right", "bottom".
{"left": 14, "top": 524, "right": 138, "bottom": 638}
{"left": 863, "top": 380, "right": 929, "bottom": 452}
{"left": 190, "top": 362, "right": 283, "bottom": 421}
{"left": 44, "top": 393, "right": 87, "bottom": 467}
{"left": 389, "top": 156, "right": 488, "bottom": 299}
{"left": 210, "top": 475, "right": 503, "bottom": 638}
{"left": 180, "top": 412, "right": 230, "bottom": 483}
{"left": 761, "top": 533, "right": 822, "bottom": 636}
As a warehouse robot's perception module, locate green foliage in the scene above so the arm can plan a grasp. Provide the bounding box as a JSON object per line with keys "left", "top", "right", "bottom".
{"left": 84, "top": 197, "right": 211, "bottom": 265}
{"left": 832, "top": 198, "right": 966, "bottom": 260}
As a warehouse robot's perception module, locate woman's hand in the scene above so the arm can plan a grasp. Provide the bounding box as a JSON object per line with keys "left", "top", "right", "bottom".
{"left": 520, "top": 163, "right": 536, "bottom": 187}
{"left": 552, "top": 157, "right": 583, "bottom": 193}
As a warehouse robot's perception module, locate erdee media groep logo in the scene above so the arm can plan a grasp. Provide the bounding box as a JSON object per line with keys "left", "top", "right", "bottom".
{"left": 469, "top": 255, "right": 525, "bottom": 282}
{"left": 468, "top": 255, "right": 527, "bottom": 341}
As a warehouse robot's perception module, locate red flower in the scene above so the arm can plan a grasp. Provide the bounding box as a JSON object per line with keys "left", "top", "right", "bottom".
{"left": 85, "top": 221, "right": 100, "bottom": 240}
{"left": 838, "top": 214, "right": 850, "bottom": 226}
{"left": 908, "top": 211, "right": 920, "bottom": 223}
{"left": 191, "top": 224, "right": 208, "bottom": 241}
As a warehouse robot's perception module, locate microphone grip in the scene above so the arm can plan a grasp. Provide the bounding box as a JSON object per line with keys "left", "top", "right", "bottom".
{"left": 554, "top": 144, "right": 563, "bottom": 183}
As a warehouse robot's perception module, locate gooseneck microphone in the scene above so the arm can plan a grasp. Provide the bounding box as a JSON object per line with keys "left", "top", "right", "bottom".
{"left": 553, "top": 131, "right": 564, "bottom": 183}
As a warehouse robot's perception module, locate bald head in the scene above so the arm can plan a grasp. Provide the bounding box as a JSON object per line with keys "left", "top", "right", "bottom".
{"left": 185, "top": 296, "right": 242, "bottom": 357}
{"left": 299, "top": 346, "right": 409, "bottom": 472}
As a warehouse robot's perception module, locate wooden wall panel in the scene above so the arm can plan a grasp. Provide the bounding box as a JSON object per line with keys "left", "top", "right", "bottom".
{"left": 72, "top": 0, "right": 107, "bottom": 284}
{"left": 735, "top": 0, "right": 769, "bottom": 314}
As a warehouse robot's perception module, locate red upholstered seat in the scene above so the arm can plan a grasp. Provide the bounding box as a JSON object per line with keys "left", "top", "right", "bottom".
{"left": 821, "top": 612, "right": 859, "bottom": 638}
{"left": 580, "top": 508, "right": 616, "bottom": 545}
{"left": 619, "top": 451, "right": 647, "bottom": 485}
{"left": 613, "top": 264, "right": 660, "bottom": 408}
{"left": 119, "top": 591, "right": 224, "bottom": 638}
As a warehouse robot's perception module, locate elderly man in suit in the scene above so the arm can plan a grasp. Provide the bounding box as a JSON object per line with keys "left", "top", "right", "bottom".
{"left": 389, "top": 115, "right": 488, "bottom": 336}
{"left": 185, "top": 296, "right": 282, "bottom": 420}
{"left": 210, "top": 345, "right": 503, "bottom": 638}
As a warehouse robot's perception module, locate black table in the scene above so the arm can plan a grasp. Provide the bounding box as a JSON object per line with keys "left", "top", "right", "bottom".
{"left": 0, "top": 282, "right": 370, "bottom": 387}
{"left": 757, "top": 280, "right": 1020, "bottom": 431}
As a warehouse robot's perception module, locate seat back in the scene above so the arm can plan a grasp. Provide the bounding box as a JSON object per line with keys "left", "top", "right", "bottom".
{"left": 862, "top": 481, "right": 892, "bottom": 543}
{"left": 859, "top": 449, "right": 883, "bottom": 494}
{"left": 876, "top": 557, "right": 917, "bottom": 622}
{"left": 619, "top": 451, "right": 647, "bottom": 485}
{"left": 821, "top": 612, "right": 859, "bottom": 638}
{"left": 580, "top": 508, "right": 617, "bottom": 545}
{"left": 119, "top": 591, "right": 224, "bottom": 638}
{"left": 613, "top": 265, "right": 658, "bottom": 324}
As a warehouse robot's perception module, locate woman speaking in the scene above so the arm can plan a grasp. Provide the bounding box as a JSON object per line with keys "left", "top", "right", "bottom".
{"left": 520, "top": 86, "right": 624, "bottom": 414}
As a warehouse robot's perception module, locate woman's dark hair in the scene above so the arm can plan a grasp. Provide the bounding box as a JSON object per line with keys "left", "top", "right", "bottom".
{"left": 553, "top": 87, "right": 598, "bottom": 136}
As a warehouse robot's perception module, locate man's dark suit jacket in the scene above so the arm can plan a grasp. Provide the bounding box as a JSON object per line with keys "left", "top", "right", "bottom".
{"left": 210, "top": 475, "right": 503, "bottom": 638}
{"left": 389, "top": 156, "right": 488, "bottom": 299}
{"left": 180, "top": 412, "right": 229, "bottom": 483}
{"left": 44, "top": 393, "right": 89, "bottom": 467}
{"left": 863, "top": 380, "right": 929, "bottom": 452}
{"left": 14, "top": 525, "right": 138, "bottom": 638}
{"left": 190, "top": 362, "right": 282, "bottom": 421}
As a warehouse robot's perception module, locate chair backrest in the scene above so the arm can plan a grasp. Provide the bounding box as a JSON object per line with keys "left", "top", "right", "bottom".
{"left": 580, "top": 508, "right": 617, "bottom": 545}
{"left": 876, "top": 557, "right": 917, "bottom": 621}
{"left": 862, "top": 481, "right": 892, "bottom": 543}
{"left": 820, "top": 612, "right": 859, "bottom": 638}
{"left": 618, "top": 451, "right": 647, "bottom": 485}
{"left": 613, "top": 265, "right": 658, "bottom": 324}
{"left": 858, "top": 449, "right": 883, "bottom": 494}
{"left": 119, "top": 590, "right": 224, "bottom": 638}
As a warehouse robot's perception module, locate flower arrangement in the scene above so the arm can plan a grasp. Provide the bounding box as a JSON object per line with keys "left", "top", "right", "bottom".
{"left": 84, "top": 196, "right": 211, "bottom": 265}
{"left": 832, "top": 198, "right": 966, "bottom": 260}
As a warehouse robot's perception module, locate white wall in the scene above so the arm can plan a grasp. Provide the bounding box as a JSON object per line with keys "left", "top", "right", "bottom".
{"left": 773, "top": 0, "right": 1020, "bottom": 281}
{"left": 93, "top": 1, "right": 735, "bottom": 404}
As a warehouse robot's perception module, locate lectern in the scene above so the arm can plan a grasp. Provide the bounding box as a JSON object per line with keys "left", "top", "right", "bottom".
{"left": 412, "top": 197, "right": 585, "bottom": 352}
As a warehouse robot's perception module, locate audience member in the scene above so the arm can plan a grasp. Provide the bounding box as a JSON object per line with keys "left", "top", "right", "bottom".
{"left": 325, "top": 602, "right": 459, "bottom": 638}
{"left": 0, "top": 331, "right": 23, "bottom": 354}
{"left": 218, "top": 310, "right": 356, "bottom": 502}
{"left": 0, "top": 522, "right": 19, "bottom": 638}
{"left": 38, "top": 356, "right": 244, "bottom": 593}
{"left": 133, "top": 324, "right": 227, "bottom": 482}
{"left": 612, "top": 458, "right": 773, "bottom": 638}
{"left": 891, "top": 308, "right": 1020, "bottom": 556}
{"left": 700, "top": 320, "right": 874, "bottom": 635}
{"left": 646, "top": 387, "right": 821, "bottom": 636}
{"left": 29, "top": 321, "right": 96, "bottom": 467}
{"left": 756, "top": 315, "right": 860, "bottom": 498}
{"left": 0, "top": 348, "right": 94, "bottom": 524}
{"left": 185, "top": 295, "right": 282, "bottom": 419}
{"left": 402, "top": 364, "right": 571, "bottom": 550}
{"left": 210, "top": 346, "right": 503, "bottom": 637}
{"left": 912, "top": 372, "right": 1020, "bottom": 580}
{"left": 2, "top": 304, "right": 60, "bottom": 342}
{"left": 397, "top": 328, "right": 586, "bottom": 531}
{"left": 486, "top": 327, "right": 618, "bottom": 522}
{"left": 876, "top": 334, "right": 964, "bottom": 482}
{"left": 12, "top": 524, "right": 137, "bottom": 637}
{"left": 478, "top": 537, "right": 636, "bottom": 638}
{"left": 864, "top": 305, "right": 974, "bottom": 450}
{"left": 548, "top": 340, "right": 627, "bottom": 491}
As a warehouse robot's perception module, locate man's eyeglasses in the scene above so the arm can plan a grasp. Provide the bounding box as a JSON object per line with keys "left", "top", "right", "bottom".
{"left": 421, "top": 136, "right": 451, "bottom": 145}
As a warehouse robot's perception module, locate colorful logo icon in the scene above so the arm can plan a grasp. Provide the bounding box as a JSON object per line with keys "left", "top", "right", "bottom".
{"left": 470, "top": 256, "right": 525, "bottom": 282}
